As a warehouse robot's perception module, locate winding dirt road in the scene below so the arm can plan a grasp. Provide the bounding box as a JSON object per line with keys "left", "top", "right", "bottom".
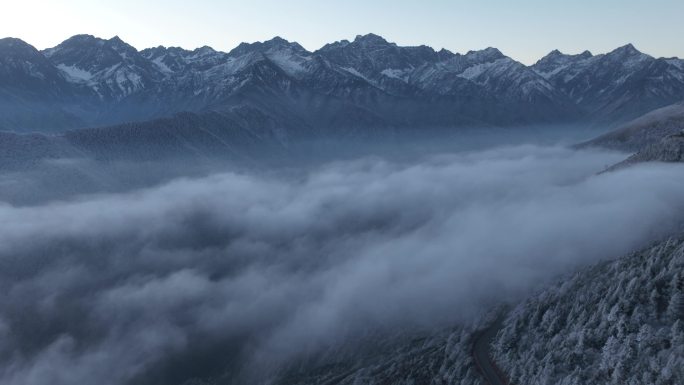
{"left": 472, "top": 317, "right": 511, "bottom": 385}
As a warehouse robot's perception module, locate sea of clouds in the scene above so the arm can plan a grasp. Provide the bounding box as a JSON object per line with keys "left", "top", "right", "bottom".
{"left": 1, "top": 145, "right": 684, "bottom": 384}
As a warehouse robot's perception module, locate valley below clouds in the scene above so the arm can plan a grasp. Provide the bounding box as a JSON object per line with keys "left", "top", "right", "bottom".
{"left": 1, "top": 145, "right": 684, "bottom": 384}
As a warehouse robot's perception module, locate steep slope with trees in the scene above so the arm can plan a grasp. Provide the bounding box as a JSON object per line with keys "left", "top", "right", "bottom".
{"left": 492, "top": 236, "right": 684, "bottom": 385}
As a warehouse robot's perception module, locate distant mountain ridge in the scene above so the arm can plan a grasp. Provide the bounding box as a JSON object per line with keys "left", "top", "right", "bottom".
{"left": 1, "top": 33, "right": 684, "bottom": 133}
{"left": 533, "top": 44, "right": 684, "bottom": 122}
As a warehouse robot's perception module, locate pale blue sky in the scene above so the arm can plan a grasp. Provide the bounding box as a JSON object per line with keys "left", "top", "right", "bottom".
{"left": 2, "top": 0, "right": 682, "bottom": 64}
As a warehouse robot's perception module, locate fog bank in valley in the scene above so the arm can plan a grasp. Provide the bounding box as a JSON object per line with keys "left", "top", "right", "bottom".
{"left": 1, "top": 145, "right": 683, "bottom": 384}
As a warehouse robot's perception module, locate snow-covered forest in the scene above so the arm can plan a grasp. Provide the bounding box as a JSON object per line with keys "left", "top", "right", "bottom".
{"left": 493, "top": 236, "right": 684, "bottom": 385}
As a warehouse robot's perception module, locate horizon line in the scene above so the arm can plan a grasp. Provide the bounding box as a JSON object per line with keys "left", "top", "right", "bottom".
{"left": 3, "top": 32, "right": 682, "bottom": 64}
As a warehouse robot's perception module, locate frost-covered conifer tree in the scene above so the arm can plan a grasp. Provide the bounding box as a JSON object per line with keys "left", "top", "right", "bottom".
{"left": 668, "top": 274, "right": 684, "bottom": 321}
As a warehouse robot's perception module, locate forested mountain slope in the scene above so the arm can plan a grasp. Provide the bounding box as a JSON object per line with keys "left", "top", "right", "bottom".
{"left": 493, "top": 236, "right": 684, "bottom": 385}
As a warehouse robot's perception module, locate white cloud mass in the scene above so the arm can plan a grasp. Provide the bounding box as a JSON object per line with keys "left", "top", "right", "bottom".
{"left": 1, "top": 145, "right": 683, "bottom": 384}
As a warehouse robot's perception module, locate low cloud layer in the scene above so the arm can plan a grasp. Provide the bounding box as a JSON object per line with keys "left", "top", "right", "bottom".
{"left": 1, "top": 146, "right": 684, "bottom": 384}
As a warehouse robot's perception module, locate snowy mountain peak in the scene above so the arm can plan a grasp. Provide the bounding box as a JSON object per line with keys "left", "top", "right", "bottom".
{"left": 0, "top": 37, "right": 34, "bottom": 50}
{"left": 42, "top": 34, "right": 93, "bottom": 57}
{"left": 0, "top": 37, "right": 48, "bottom": 64}
{"left": 63, "top": 34, "right": 98, "bottom": 43}
{"left": 0, "top": 37, "right": 64, "bottom": 86}
{"left": 108, "top": 35, "right": 125, "bottom": 44}
{"left": 353, "top": 33, "right": 393, "bottom": 46}
{"left": 229, "top": 37, "right": 309, "bottom": 58}
{"left": 265, "top": 36, "right": 290, "bottom": 45}
{"left": 0, "top": 37, "right": 43, "bottom": 60}
{"left": 609, "top": 43, "right": 647, "bottom": 58}
{"left": 259, "top": 36, "right": 306, "bottom": 51}
{"left": 614, "top": 43, "right": 638, "bottom": 52}
{"left": 318, "top": 39, "right": 351, "bottom": 52}
{"left": 0, "top": 37, "right": 52, "bottom": 67}
{"left": 190, "top": 45, "right": 219, "bottom": 59}
{"left": 46, "top": 34, "right": 140, "bottom": 61}
{"left": 139, "top": 45, "right": 170, "bottom": 60}
{"left": 532, "top": 48, "right": 596, "bottom": 79}
{"left": 465, "top": 47, "right": 505, "bottom": 63}
{"left": 107, "top": 36, "right": 140, "bottom": 59}
{"left": 42, "top": 34, "right": 159, "bottom": 99}
{"left": 537, "top": 48, "right": 593, "bottom": 61}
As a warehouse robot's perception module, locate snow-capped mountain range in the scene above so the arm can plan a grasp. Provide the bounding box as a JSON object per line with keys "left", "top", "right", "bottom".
{"left": 1, "top": 33, "right": 684, "bottom": 133}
